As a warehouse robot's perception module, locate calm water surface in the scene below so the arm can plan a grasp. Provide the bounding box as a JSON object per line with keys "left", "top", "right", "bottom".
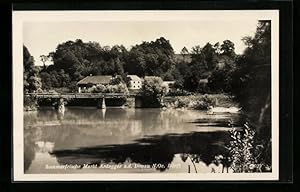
{"left": 24, "top": 107, "right": 239, "bottom": 174}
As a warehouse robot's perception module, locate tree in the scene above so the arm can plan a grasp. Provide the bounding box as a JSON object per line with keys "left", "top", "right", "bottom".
{"left": 180, "top": 46, "right": 189, "bottom": 63}
{"left": 184, "top": 44, "right": 212, "bottom": 92}
{"left": 232, "top": 21, "right": 271, "bottom": 131}
{"left": 23, "top": 45, "right": 34, "bottom": 71}
{"left": 208, "top": 54, "right": 236, "bottom": 93}
{"left": 127, "top": 37, "right": 175, "bottom": 77}
{"left": 201, "top": 43, "right": 218, "bottom": 70}
{"left": 40, "top": 55, "right": 49, "bottom": 69}
{"left": 23, "top": 45, "right": 42, "bottom": 93}
{"left": 39, "top": 72, "right": 52, "bottom": 90}
{"left": 180, "top": 46, "right": 189, "bottom": 55}
{"left": 213, "top": 42, "right": 221, "bottom": 55}
{"left": 191, "top": 45, "right": 201, "bottom": 55}
{"left": 141, "top": 77, "right": 166, "bottom": 97}
{"left": 220, "top": 40, "right": 236, "bottom": 57}
{"left": 207, "top": 40, "right": 237, "bottom": 93}
{"left": 231, "top": 20, "right": 272, "bottom": 166}
{"left": 110, "top": 75, "right": 123, "bottom": 85}
{"left": 172, "top": 62, "right": 190, "bottom": 90}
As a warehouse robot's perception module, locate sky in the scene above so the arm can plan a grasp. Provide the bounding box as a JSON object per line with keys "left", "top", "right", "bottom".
{"left": 23, "top": 20, "right": 258, "bottom": 66}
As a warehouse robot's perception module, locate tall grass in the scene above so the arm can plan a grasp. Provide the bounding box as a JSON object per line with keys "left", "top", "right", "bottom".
{"left": 163, "top": 94, "right": 237, "bottom": 110}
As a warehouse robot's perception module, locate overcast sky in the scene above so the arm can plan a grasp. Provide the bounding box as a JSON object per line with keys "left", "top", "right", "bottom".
{"left": 24, "top": 20, "right": 258, "bottom": 66}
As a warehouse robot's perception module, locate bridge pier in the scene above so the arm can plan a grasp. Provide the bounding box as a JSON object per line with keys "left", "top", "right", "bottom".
{"left": 97, "top": 97, "right": 106, "bottom": 109}
{"left": 135, "top": 96, "right": 142, "bottom": 108}
{"left": 160, "top": 96, "right": 165, "bottom": 107}
{"left": 54, "top": 98, "right": 65, "bottom": 113}
{"left": 102, "top": 97, "right": 106, "bottom": 109}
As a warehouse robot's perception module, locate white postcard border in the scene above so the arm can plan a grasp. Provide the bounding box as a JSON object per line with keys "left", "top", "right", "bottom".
{"left": 13, "top": 10, "right": 279, "bottom": 181}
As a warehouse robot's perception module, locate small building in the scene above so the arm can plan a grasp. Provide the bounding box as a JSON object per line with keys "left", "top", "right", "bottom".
{"left": 77, "top": 75, "right": 112, "bottom": 93}
{"left": 162, "top": 81, "right": 175, "bottom": 93}
{"left": 127, "top": 75, "right": 142, "bottom": 90}
{"left": 199, "top": 79, "right": 208, "bottom": 84}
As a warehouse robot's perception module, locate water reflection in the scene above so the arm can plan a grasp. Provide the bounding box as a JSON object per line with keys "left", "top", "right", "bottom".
{"left": 24, "top": 108, "right": 239, "bottom": 173}
{"left": 52, "top": 131, "right": 230, "bottom": 172}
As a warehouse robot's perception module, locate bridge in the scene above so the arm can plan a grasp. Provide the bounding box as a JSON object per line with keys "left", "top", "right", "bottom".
{"left": 24, "top": 92, "right": 137, "bottom": 99}
{"left": 25, "top": 92, "right": 140, "bottom": 109}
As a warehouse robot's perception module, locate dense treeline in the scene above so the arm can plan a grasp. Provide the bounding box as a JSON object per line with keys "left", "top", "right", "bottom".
{"left": 30, "top": 36, "right": 236, "bottom": 93}
{"left": 38, "top": 37, "right": 175, "bottom": 91}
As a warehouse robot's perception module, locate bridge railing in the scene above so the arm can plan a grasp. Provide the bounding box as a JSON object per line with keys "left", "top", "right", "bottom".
{"left": 24, "top": 92, "right": 137, "bottom": 98}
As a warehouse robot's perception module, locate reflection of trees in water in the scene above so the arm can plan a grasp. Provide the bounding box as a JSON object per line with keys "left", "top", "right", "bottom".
{"left": 24, "top": 131, "right": 35, "bottom": 172}
{"left": 190, "top": 113, "right": 241, "bottom": 127}
{"left": 134, "top": 109, "right": 190, "bottom": 134}
{"left": 24, "top": 127, "right": 43, "bottom": 172}
{"left": 24, "top": 111, "right": 39, "bottom": 126}
{"left": 51, "top": 131, "right": 231, "bottom": 172}
{"left": 135, "top": 109, "right": 162, "bottom": 133}
{"left": 31, "top": 120, "right": 144, "bottom": 152}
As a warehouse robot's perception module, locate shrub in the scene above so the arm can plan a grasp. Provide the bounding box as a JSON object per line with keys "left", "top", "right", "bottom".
{"left": 82, "top": 83, "right": 129, "bottom": 94}
{"left": 227, "top": 123, "right": 271, "bottom": 172}
{"left": 164, "top": 94, "right": 234, "bottom": 109}
{"left": 24, "top": 95, "right": 38, "bottom": 111}
{"left": 166, "top": 89, "right": 192, "bottom": 96}
{"left": 193, "top": 94, "right": 216, "bottom": 110}
{"left": 141, "top": 77, "right": 167, "bottom": 97}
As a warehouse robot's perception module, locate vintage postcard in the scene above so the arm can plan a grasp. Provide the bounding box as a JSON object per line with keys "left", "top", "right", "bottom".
{"left": 13, "top": 10, "right": 279, "bottom": 181}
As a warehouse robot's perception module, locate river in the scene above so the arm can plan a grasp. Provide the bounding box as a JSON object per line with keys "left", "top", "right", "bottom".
{"left": 24, "top": 107, "right": 240, "bottom": 174}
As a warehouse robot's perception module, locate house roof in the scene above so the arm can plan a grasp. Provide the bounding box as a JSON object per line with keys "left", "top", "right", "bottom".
{"left": 127, "top": 75, "right": 141, "bottom": 81}
{"left": 77, "top": 75, "right": 112, "bottom": 85}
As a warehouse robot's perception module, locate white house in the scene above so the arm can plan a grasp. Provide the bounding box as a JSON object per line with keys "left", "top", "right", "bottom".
{"left": 162, "top": 81, "right": 175, "bottom": 93}
{"left": 127, "top": 75, "right": 142, "bottom": 90}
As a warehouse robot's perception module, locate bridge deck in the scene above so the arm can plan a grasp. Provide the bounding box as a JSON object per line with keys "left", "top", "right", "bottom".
{"left": 25, "top": 93, "right": 137, "bottom": 99}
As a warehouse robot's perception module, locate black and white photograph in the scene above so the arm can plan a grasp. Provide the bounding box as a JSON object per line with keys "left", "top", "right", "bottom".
{"left": 12, "top": 10, "right": 279, "bottom": 181}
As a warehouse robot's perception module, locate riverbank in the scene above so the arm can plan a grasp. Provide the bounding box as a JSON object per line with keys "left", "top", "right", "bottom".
{"left": 24, "top": 96, "right": 38, "bottom": 111}
{"left": 163, "top": 94, "right": 238, "bottom": 110}
{"left": 24, "top": 93, "right": 238, "bottom": 111}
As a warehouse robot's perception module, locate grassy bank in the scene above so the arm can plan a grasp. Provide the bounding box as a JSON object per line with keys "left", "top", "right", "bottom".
{"left": 163, "top": 94, "right": 238, "bottom": 110}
